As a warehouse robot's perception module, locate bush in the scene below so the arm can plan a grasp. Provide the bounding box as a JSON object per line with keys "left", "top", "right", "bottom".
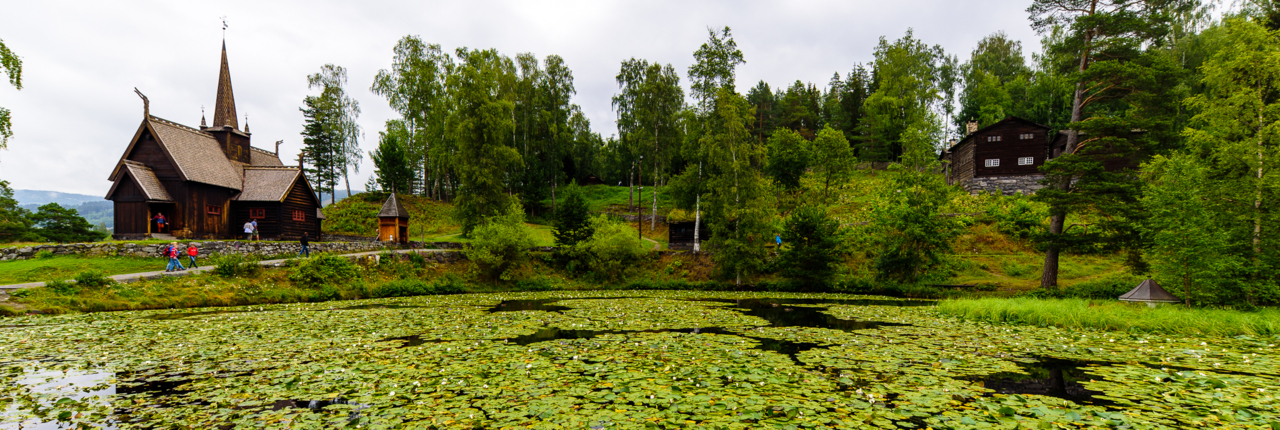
{"left": 986, "top": 195, "right": 1047, "bottom": 240}
{"left": 777, "top": 205, "right": 847, "bottom": 286}
{"left": 209, "top": 253, "right": 261, "bottom": 278}
{"left": 0, "top": 304, "right": 20, "bottom": 317}
{"left": 289, "top": 254, "right": 360, "bottom": 289}
{"left": 578, "top": 215, "right": 648, "bottom": 281}
{"left": 35, "top": 250, "right": 53, "bottom": 259}
{"left": 465, "top": 207, "right": 535, "bottom": 281}
{"left": 371, "top": 274, "right": 467, "bottom": 298}
{"left": 73, "top": 270, "right": 113, "bottom": 288}
{"left": 1020, "top": 273, "right": 1144, "bottom": 300}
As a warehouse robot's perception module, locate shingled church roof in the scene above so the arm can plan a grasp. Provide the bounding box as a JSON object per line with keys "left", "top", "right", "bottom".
{"left": 104, "top": 160, "right": 173, "bottom": 202}
{"left": 378, "top": 193, "right": 409, "bottom": 219}
{"left": 235, "top": 167, "right": 302, "bottom": 202}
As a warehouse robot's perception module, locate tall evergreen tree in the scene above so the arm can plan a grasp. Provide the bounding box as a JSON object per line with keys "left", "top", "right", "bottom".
{"left": 299, "top": 96, "right": 341, "bottom": 205}
{"left": 0, "top": 180, "right": 38, "bottom": 242}
{"left": 29, "top": 203, "right": 106, "bottom": 243}
{"left": 306, "top": 65, "right": 363, "bottom": 202}
{"left": 371, "top": 120, "right": 415, "bottom": 193}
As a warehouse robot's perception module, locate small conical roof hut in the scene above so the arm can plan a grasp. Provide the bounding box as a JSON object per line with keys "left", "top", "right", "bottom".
{"left": 378, "top": 193, "right": 409, "bottom": 219}
{"left": 1119, "top": 279, "right": 1181, "bottom": 304}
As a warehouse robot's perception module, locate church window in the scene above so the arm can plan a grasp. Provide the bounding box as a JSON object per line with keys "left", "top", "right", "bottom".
{"left": 250, "top": 208, "right": 265, "bottom": 219}
{"left": 292, "top": 210, "right": 306, "bottom": 222}
{"left": 206, "top": 205, "right": 221, "bottom": 216}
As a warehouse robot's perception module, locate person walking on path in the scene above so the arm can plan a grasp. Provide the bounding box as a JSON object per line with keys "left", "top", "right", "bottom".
{"left": 298, "top": 233, "right": 310, "bottom": 258}
{"left": 243, "top": 220, "right": 254, "bottom": 241}
{"left": 250, "top": 219, "right": 260, "bottom": 241}
{"left": 186, "top": 244, "right": 199, "bottom": 269}
{"left": 165, "top": 242, "right": 186, "bottom": 272}
{"left": 153, "top": 213, "right": 167, "bottom": 233}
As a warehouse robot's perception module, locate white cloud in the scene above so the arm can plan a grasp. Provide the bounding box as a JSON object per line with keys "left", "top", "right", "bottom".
{"left": 0, "top": 0, "right": 1041, "bottom": 196}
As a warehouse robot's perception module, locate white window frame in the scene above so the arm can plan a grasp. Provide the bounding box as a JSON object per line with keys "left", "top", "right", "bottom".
{"left": 1020, "top": 133, "right": 1035, "bottom": 140}
{"left": 1018, "top": 157, "right": 1034, "bottom": 165}
{"left": 986, "top": 135, "right": 1002, "bottom": 142}
{"left": 984, "top": 159, "right": 1000, "bottom": 167}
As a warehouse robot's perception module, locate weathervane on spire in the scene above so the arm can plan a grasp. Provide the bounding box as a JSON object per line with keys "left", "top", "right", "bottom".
{"left": 221, "top": 16, "right": 228, "bottom": 38}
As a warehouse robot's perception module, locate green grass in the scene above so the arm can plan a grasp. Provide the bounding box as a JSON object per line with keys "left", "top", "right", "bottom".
{"left": 545, "top": 184, "right": 677, "bottom": 214}
{"left": 0, "top": 255, "right": 165, "bottom": 284}
{"left": 429, "top": 224, "right": 557, "bottom": 247}
{"left": 937, "top": 297, "right": 1280, "bottom": 337}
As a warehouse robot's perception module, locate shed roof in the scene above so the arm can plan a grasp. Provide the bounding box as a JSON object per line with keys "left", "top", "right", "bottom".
{"left": 378, "top": 193, "right": 409, "bottom": 219}
{"left": 1119, "top": 279, "right": 1182, "bottom": 303}
{"left": 235, "top": 167, "right": 301, "bottom": 202}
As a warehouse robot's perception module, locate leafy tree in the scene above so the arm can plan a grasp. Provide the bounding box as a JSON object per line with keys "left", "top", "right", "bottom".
{"left": 306, "top": 65, "right": 363, "bottom": 203}
{"left": 1029, "top": 0, "right": 1193, "bottom": 288}
{"left": 553, "top": 182, "right": 593, "bottom": 247}
{"left": 579, "top": 215, "right": 649, "bottom": 281}
{"left": 764, "top": 128, "right": 809, "bottom": 190}
{"left": 371, "top": 36, "right": 453, "bottom": 198}
{"left": 703, "top": 88, "right": 776, "bottom": 284}
{"left": 863, "top": 30, "right": 946, "bottom": 161}
{"left": 810, "top": 125, "right": 857, "bottom": 200}
{"left": 688, "top": 26, "right": 745, "bottom": 112}
{"left": 870, "top": 119, "right": 960, "bottom": 284}
{"left": 613, "top": 59, "right": 683, "bottom": 230}
{"left": 371, "top": 120, "right": 415, "bottom": 193}
{"left": 0, "top": 38, "right": 20, "bottom": 152}
{"left": 1142, "top": 154, "right": 1239, "bottom": 307}
{"left": 1180, "top": 17, "right": 1280, "bottom": 303}
{"left": 29, "top": 203, "right": 107, "bottom": 243}
{"left": 0, "top": 180, "right": 38, "bottom": 242}
{"left": 778, "top": 205, "right": 847, "bottom": 286}
{"left": 449, "top": 48, "right": 521, "bottom": 234}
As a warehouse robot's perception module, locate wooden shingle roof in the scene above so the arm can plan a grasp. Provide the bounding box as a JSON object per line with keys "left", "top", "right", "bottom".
{"left": 235, "top": 167, "right": 301, "bottom": 202}
{"left": 249, "top": 147, "right": 283, "bottom": 166}
{"left": 378, "top": 193, "right": 409, "bottom": 219}
{"left": 146, "top": 116, "right": 244, "bottom": 190}
{"left": 212, "top": 41, "right": 238, "bottom": 130}
{"left": 105, "top": 161, "right": 173, "bottom": 202}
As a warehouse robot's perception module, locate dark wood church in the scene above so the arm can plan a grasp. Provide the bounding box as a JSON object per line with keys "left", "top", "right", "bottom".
{"left": 106, "top": 42, "right": 324, "bottom": 240}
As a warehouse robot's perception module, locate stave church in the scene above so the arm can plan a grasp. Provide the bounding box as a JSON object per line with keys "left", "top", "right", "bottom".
{"left": 106, "top": 41, "right": 324, "bottom": 240}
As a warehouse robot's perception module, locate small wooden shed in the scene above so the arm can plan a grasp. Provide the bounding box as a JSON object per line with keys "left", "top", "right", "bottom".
{"left": 377, "top": 193, "right": 409, "bottom": 244}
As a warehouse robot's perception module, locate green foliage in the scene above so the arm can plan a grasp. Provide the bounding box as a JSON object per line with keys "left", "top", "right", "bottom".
{"left": 862, "top": 29, "right": 945, "bottom": 161}
{"left": 777, "top": 205, "right": 847, "bottom": 286}
{"left": 371, "top": 275, "right": 466, "bottom": 298}
{"left": 870, "top": 121, "right": 960, "bottom": 284}
{"left": 0, "top": 304, "right": 20, "bottom": 317}
{"left": 464, "top": 205, "right": 535, "bottom": 281}
{"left": 288, "top": 254, "right": 360, "bottom": 289}
{"left": 34, "top": 250, "right": 52, "bottom": 259}
{"left": 0, "top": 180, "right": 40, "bottom": 243}
{"left": 28, "top": 203, "right": 107, "bottom": 243}
{"left": 809, "top": 126, "right": 857, "bottom": 200}
{"left": 370, "top": 36, "right": 452, "bottom": 196}
{"left": 451, "top": 48, "right": 522, "bottom": 234}
{"left": 764, "top": 128, "right": 809, "bottom": 190}
{"left": 553, "top": 183, "right": 593, "bottom": 247}
{"left": 208, "top": 253, "right": 261, "bottom": 278}
{"left": 577, "top": 215, "right": 648, "bottom": 281}
{"left": 1143, "top": 154, "right": 1240, "bottom": 306}
{"left": 72, "top": 270, "right": 112, "bottom": 288}
{"left": 0, "top": 37, "right": 20, "bottom": 149}
{"left": 302, "top": 64, "right": 363, "bottom": 204}
{"left": 613, "top": 58, "right": 684, "bottom": 220}
{"left": 321, "top": 192, "right": 455, "bottom": 239}
{"left": 1023, "top": 273, "right": 1146, "bottom": 300}
{"left": 985, "top": 194, "right": 1047, "bottom": 240}
{"left": 703, "top": 88, "right": 777, "bottom": 283}
{"left": 371, "top": 120, "right": 415, "bottom": 193}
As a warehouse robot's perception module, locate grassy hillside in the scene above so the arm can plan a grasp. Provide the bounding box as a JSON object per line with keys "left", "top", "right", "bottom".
{"left": 321, "top": 192, "right": 458, "bottom": 240}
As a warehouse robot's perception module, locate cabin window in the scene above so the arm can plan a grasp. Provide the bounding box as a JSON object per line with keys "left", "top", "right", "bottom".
{"left": 986, "top": 135, "right": 1002, "bottom": 142}
{"left": 1020, "top": 133, "right": 1035, "bottom": 140}
{"left": 292, "top": 210, "right": 306, "bottom": 222}
{"left": 984, "top": 159, "right": 1000, "bottom": 167}
{"left": 1018, "top": 157, "right": 1035, "bottom": 165}
{"left": 249, "top": 208, "right": 265, "bottom": 219}
{"left": 206, "top": 205, "right": 221, "bottom": 216}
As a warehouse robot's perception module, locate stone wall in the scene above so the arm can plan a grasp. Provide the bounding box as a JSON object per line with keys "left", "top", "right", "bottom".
{"left": 962, "top": 174, "right": 1045, "bottom": 196}
{"left": 0, "top": 241, "right": 398, "bottom": 261}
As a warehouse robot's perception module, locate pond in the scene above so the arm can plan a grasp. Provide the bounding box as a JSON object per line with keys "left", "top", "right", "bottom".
{"left": 1, "top": 291, "right": 1276, "bottom": 429}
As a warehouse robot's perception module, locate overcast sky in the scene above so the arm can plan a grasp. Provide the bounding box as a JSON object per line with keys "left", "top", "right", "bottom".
{"left": 0, "top": 0, "right": 1043, "bottom": 196}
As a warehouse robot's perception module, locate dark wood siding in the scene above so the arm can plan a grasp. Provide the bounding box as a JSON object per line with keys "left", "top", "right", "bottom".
{"left": 181, "top": 183, "right": 233, "bottom": 239}
{"left": 126, "top": 132, "right": 180, "bottom": 180}
{"left": 113, "top": 202, "right": 149, "bottom": 235}
{"left": 230, "top": 202, "right": 280, "bottom": 239}
{"left": 278, "top": 177, "right": 322, "bottom": 240}
{"left": 973, "top": 123, "right": 1049, "bottom": 178}
{"left": 668, "top": 221, "right": 710, "bottom": 250}
{"left": 109, "top": 174, "right": 146, "bottom": 202}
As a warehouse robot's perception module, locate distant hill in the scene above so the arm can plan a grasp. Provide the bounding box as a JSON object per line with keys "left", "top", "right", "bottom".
{"left": 15, "top": 189, "right": 113, "bottom": 230}
{"left": 316, "top": 190, "right": 357, "bottom": 207}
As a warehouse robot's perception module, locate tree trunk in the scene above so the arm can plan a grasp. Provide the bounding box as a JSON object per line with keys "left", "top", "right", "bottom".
{"left": 694, "top": 195, "right": 702, "bottom": 253}
{"left": 629, "top": 162, "right": 635, "bottom": 209}
{"left": 1041, "top": 10, "right": 1094, "bottom": 289}
{"left": 343, "top": 166, "right": 351, "bottom": 202}
{"left": 651, "top": 163, "right": 658, "bottom": 232}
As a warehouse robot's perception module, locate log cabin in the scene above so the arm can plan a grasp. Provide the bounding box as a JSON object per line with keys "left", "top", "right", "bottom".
{"left": 106, "top": 42, "right": 324, "bottom": 240}
{"left": 940, "top": 117, "right": 1053, "bottom": 195}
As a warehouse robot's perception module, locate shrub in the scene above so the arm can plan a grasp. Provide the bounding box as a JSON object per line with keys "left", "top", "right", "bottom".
{"left": 554, "top": 183, "right": 593, "bottom": 248}
{"left": 0, "top": 305, "right": 20, "bottom": 317}
{"left": 73, "top": 270, "right": 113, "bottom": 288}
{"left": 465, "top": 207, "right": 535, "bottom": 281}
{"left": 43, "top": 279, "right": 79, "bottom": 295}
{"left": 777, "top": 205, "right": 847, "bottom": 286}
{"left": 35, "top": 250, "right": 53, "bottom": 259}
{"left": 578, "top": 215, "right": 648, "bottom": 281}
{"left": 986, "top": 195, "right": 1047, "bottom": 240}
{"left": 209, "top": 253, "right": 261, "bottom": 278}
{"left": 371, "top": 274, "right": 467, "bottom": 298}
{"left": 289, "top": 254, "right": 360, "bottom": 289}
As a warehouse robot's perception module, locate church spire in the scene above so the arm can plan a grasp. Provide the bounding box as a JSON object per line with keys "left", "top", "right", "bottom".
{"left": 212, "top": 40, "right": 238, "bottom": 130}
